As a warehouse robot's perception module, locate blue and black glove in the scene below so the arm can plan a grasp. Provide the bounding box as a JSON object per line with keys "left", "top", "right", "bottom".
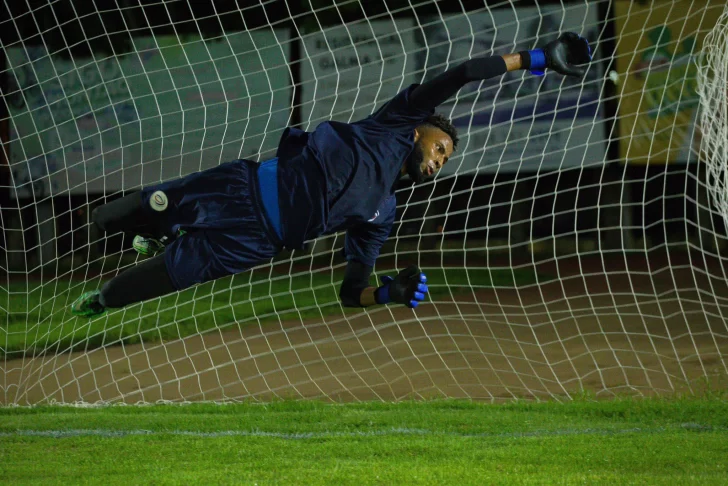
{"left": 374, "top": 265, "right": 428, "bottom": 309}
{"left": 520, "top": 32, "right": 592, "bottom": 77}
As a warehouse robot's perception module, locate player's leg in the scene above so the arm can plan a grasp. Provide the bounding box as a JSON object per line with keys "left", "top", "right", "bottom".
{"left": 94, "top": 159, "right": 269, "bottom": 257}
{"left": 92, "top": 191, "right": 154, "bottom": 235}
{"left": 71, "top": 253, "right": 175, "bottom": 316}
{"left": 71, "top": 159, "right": 282, "bottom": 316}
{"left": 71, "top": 224, "right": 281, "bottom": 316}
{"left": 92, "top": 191, "right": 169, "bottom": 255}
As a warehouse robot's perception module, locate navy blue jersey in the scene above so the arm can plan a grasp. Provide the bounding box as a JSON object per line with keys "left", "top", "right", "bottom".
{"left": 275, "top": 84, "right": 433, "bottom": 252}
{"left": 141, "top": 159, "right": 282, "bottom": 290}
{"left": 131, "top": 56, "right": 513, "bottom": 291}
{"left": 342, "top": 194, "right": 397, "bottom": 267}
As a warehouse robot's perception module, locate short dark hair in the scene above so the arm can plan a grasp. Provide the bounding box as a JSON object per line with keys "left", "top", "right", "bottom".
{"left": 423, "top": 113, "right": 459, "bottom": 151}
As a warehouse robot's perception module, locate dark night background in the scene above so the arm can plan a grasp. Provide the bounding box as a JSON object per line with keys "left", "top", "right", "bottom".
{"left": 0, "top": 0, "right": 721, "bottom": 274}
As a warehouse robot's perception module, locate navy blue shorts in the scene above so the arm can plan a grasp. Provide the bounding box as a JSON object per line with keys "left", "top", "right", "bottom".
{"left": 140, "top": 159, "right": 282, "bottom": 290}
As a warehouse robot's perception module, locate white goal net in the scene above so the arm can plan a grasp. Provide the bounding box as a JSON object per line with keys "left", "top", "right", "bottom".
{"left": 2, "top": 0, "right": 728, "bottom": 405}
{"left": 698, "top": 4, "right": 728, "bottom": 234}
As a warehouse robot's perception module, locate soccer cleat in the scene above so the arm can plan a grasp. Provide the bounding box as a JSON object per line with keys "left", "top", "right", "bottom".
{"left": 71, "top": 290, "right": 106, "bottom": 317}
{"left": 132, "top": 235, "right": 166, "bottom": 256}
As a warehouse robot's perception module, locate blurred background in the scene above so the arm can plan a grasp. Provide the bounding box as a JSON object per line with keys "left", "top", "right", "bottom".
{"left": 1, "top": 0, "right": 726, "bottom": 275}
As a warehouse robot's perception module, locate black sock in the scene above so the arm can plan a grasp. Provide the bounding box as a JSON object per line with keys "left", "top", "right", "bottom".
{"left": 93, "top": 192, "right": 156, "bottom": 236}
{"left": 100, "top": 254, "right": 177, "bottom": 308}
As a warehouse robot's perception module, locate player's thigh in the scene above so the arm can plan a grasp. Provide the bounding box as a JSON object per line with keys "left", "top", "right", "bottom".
{"left": 92, "top": 192, "right": 155, "bottom": 234}
{"left": 163, "top": 228, "right": 279, "bottom": 290}
{"left": 139, "top": 160, "right": 249, "bottom": 234}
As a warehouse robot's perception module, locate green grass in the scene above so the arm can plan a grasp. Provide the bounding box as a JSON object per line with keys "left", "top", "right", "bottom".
{"left": 1, "top": 398, "right": 727, "bottom": 484}
{"left": 1, "top": 267, "right": 542, "bottom": 359}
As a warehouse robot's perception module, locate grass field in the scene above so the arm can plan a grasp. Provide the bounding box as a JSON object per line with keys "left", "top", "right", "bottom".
{"left": 2, "top": 267, "right": 542, "bottom": 359}
{"left": 1, "top": 398, "right": 727, "bottom": 484}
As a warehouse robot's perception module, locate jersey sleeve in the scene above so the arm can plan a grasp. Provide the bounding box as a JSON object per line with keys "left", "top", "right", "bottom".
{"left": 342, "top": 198, "right": 396, "bottom": 267}
{"left": 368, "top": 84, "right": 434, "bottom": 132}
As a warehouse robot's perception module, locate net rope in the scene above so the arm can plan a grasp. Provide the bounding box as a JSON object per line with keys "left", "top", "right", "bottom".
{"left": 2, "top": 0, "right": 728, "bottom": 405}
{"left": 697, "top": 4, "right": 728, "bottom": 232}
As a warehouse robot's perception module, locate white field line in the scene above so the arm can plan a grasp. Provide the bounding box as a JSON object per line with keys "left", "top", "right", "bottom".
{"left": 0, "top": 423, "right": 724, "bottom": 439}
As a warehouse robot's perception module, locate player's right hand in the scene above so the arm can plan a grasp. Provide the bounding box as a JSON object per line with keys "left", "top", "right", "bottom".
{"left": 378, "top": 265, "right": 428, "bottom": 308}
{"left": 542, "top": 32, "right": 592, "bottom": 77}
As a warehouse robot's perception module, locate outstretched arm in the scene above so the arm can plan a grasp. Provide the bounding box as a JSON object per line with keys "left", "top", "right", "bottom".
{"left": 339, "top": 260, "right": 428, "bottom": 309}
{"left": 339, "top": 203, "right": 427, "bottom": 309}
{"left": 408, "top": 55, "right": 511, "bottom": 111}
{"left": 409, "top": 32, "right": 592, "bottom": 112}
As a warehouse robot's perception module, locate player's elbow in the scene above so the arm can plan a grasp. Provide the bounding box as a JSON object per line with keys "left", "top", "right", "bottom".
{"left": 339, "top": 260, "right": 373, "bottom": 307}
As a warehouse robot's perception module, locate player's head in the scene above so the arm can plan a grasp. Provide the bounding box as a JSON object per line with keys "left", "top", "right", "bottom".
{"left": 404, "top": 114, "right": 458, "bottom": 184}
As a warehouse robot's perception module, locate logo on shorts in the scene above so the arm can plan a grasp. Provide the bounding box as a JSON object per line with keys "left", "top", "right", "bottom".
{"left": 150, "top": 190, "right": 168, "bottom": 212}
{"left": 368, "top": 210, "right": 379, "bottom": 222}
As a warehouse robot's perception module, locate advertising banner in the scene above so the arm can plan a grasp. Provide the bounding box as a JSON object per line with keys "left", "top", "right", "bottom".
{"left": 300, "top": 18, "right": 418, "bottom": 126}
{"left": 8, "top": 30, "right": 291, "bottom": 197}
{"left": 615, "top": 0, "right": 724, "bottom": 164}
{"left": 301, "top": 7, "right": 605, "bottom": 176}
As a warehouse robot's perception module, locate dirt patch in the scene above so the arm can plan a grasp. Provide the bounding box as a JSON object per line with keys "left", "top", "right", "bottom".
{"left": 4, "top": 256, "right": 728, "bottom": 405}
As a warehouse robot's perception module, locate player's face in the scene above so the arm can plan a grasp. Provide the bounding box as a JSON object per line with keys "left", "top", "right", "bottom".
{"left": 405, "top": 126, "right": 454, "bottom": 183}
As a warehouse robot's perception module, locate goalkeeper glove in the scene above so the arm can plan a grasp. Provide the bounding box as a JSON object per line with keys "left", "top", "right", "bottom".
{"left": 374, "top": 265, "right": 428, "bottom": 309}
{"left": 520, "top": 32, "right": 592, "bottom": 77}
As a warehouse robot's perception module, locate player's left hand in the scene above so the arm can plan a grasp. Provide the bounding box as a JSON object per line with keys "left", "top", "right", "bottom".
{"left": 542, "top": 32, "right": 592, "bottom": 77}
{"left": 376, "top": 265, "right": 428, "bottom": 308}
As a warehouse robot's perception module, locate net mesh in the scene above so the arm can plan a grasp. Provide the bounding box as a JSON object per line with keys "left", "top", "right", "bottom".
{"left": 698, "top": 4, "right": 728, "bottom": 232}
{"left": 2, "top": 0, "right": 728, "bottom": 405}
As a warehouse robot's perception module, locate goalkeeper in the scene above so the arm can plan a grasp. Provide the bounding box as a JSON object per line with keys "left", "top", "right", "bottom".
{"left": 72, "top": 33, "right": 591, "bottom": 317}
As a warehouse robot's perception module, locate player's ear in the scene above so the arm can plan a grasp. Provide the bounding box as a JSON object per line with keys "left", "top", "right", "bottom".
{"left": 413, "top": 127, "right": 420, "bottom": 142}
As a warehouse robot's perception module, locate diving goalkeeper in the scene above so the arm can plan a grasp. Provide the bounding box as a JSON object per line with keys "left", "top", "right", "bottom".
{"left": 72, "top": 33, "right": 591, "bottom": 317}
